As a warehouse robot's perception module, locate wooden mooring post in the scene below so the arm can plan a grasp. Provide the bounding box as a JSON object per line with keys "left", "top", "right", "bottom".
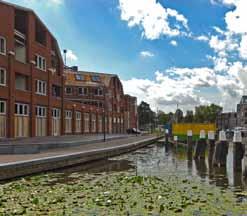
{"left": 233, "top": 131, "right": 245, "bottom": 172}
{"left": 208, "top": 131, "right": 215, "bottom": 164}
{"left": 213, "top": 131, "right": 229, "bottom": 167}
{"left": 187, "top": 130, "right": 193, "bottom": 156}
{"left": 194, "top": 130, "right": 207, "bottom": 160}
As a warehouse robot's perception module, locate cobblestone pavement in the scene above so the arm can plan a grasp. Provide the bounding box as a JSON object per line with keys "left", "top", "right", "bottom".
{"left": 0, "top": 135, "right": 155, "bottom": 164}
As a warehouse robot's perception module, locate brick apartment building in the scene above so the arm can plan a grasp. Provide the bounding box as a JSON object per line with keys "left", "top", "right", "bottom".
{"left": 0, "top": 1, "right": 138, "bottom": 138}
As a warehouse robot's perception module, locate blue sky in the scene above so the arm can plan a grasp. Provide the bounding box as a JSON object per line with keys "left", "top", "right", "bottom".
{"left": 5, "top": 0, "right": 247, "bottom": 112}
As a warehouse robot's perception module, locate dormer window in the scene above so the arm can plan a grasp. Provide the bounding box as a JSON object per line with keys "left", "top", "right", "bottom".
{"left": 75, "top": 74, "right": 84, "bottom": 81}
{"left": 35, "top": 20, "right": 46, "bottom": 46}
{"left": 92, "top": 75, "right": 100, "bottom": 82}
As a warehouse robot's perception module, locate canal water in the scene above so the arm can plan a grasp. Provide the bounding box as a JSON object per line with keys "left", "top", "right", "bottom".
{"left": 59, "top": 142, "right": 247, "bottom": 194}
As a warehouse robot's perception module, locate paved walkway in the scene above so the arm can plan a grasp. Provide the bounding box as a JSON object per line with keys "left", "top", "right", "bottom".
{"left": 0, "top": 134, "right": 128, "bottom": 145}
{"left": 0, "top": 135, "right": 155, "bottom": 164}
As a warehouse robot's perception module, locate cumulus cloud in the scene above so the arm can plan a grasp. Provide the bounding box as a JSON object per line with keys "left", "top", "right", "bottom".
{"left": 170, "top": 40, "right": 178, "bottom": 46}
{"left": 66, "top": 50, "right": 78, "bottom": 61}
{"left": 118, "top": 0, "right": 189, "bottom": 40}
{"left": 140, "top": 51, "right": 154, "bottom": 58}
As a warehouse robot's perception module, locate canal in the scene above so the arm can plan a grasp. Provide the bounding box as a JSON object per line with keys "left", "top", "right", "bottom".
{"left": 1, "top": 142, "right": 247, "bottom": 215}
{"left": 60, "top": 142, "right": 247, "bottom": 193}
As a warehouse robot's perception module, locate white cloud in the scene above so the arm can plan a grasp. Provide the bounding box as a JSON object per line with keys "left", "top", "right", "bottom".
{"left": 195, "top": 35, "right": 209, "bottom": 42}
{"left": 224, "top": 0, "right": 247, "bottom": 34}
{"left": 66, "top": 50, "right": 78, "bottom": 61}
{"left": 118, "top": 0, "right": 189, "bottom": 40}
{"left": 239, "top": 34, "right": 247, "bottom": 59}
{"left": 140, "top": 51, "right": 154, "bottom": 58}
{"left": 170, "top": 40, "right": 178, "bottom": 46}
{"left": 122, "top": 59, "right": 247, "bottom": 112}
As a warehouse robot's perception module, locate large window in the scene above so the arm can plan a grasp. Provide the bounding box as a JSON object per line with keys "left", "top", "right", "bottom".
{"left": 0, "top": 101, "right": 6, "bottom": 114}
{"left": 78, "top": 87, "right": 88, "bottom": 95}
{"left": 15, "top": 74, "right": 28, "bottom": 91}
{"left": 0, "top": 68, "right": 6, "bottom": 86}
{"left": 36, "top": 80, "right": 47, "bottom": 95}
{"left": 36, "top": 106, "right": 47, "bottom": 117}
{"left": 35, "top": 55, "right": 46, "bottom": 71}
{"left": 65, "top": 87, "right": 72, "bottom": 95}
{"left": 65, "top": 110, "right": 72, "bottom": 119}
{"left": 15, "top": 103, "right": 29, "bottom": 116}
{"left": 52, "top": 85, "right": 61, "bottom": 97}
{"left": 0, "top": 36, "right": 6, "bottom": 55}
{"left": 52, "top": 108, "right": 60, "bottom": 118}
{"left": 94, "top": 88, "right": 103, "bottom": 96}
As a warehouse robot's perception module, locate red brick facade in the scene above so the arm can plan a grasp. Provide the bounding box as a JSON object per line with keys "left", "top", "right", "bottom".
{"left": 0, "top": 1, "right": 137, "bottom": 138}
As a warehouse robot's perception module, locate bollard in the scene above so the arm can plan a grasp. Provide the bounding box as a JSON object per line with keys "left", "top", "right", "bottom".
{"left": 187, "top": 130, "right": 193, "bottom": 155}
{"left": 213, "top": 131, "right": 229, "bottom": 167}
{"left": 194, "top": 130, "right": 207, "bottom": 159}
{"left": 174, "top": 136, "right": 178, "bottom": 150}
{"left": 233, "top": 131, "right": 245, "bottom": 172}
{"left": 243, "top": 140, "right": 247, "bottom": 179}
{"left": 165, "top": 129, "right": 169, "bottom": 145}
{"left": 208, "top": 131, "right": 215, "bottom": 165}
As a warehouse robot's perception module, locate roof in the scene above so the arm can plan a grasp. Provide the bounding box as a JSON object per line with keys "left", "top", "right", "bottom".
{"left": 64, "top": 69, "right": 118, "bottom": 87}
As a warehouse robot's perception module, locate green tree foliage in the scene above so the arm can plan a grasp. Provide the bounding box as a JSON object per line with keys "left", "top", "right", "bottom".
{"left": 194, "top": 104, "right": 222, "bottom": 123}
{"left": 137, "top": 101, "right": 155, "bottom": 129}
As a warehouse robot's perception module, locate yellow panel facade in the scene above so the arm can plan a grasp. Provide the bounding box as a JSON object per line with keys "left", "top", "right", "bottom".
{"left": 172, "top": 123, "right": 216, "bottom": 135}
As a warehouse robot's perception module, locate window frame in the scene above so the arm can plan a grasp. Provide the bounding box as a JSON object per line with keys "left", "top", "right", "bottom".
{"left": 0, "top": 67, "right": 6, "bottom": 86}
{"left": 0, "top": 100, "right": 6, "bottom": 114}
{"left": 35, "top": 54, "right": 46, "bottom": 71}
{"left": 52, "top": 108, "right": 61, "bottom": 119}
{"left": 0, "top": 36, "right": 6, "bottom": 55}
{"left": 36, "top": 106, "right": 47, "bottom": 117}
{"left": 76, "top": 111, "right": 81, "bottom": 120}
{"left": 15, "top": 103, "right": 29, "bottom": 116}
{"left": 36, "top": 80, "right": 47, "bottom": 96}
{"left": 65, "top": 87, "right": 72, "bottom": 95}
{"left": 65, "top": 110, "right": 72, "bottom": 119}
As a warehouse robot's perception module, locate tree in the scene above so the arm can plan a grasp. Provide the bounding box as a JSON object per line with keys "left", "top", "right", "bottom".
{"left": 137, "top": 101, "right": 155, "bottom": 130}
{"left": 184, "top": 110, "right": 194, "bottom": 123}
{"left": 157, "top": 111, "right": 169, "bottom": 125}
{"left": 194, "top": 104, "right": 222, "bottom": 123}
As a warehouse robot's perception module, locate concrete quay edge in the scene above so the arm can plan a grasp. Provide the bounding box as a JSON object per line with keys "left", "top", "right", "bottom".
{"left": 0, "top": 136, "right": 162, "bottom": 181}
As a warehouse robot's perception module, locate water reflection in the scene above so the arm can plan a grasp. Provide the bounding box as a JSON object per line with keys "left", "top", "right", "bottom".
{"left": 58, "top": 143, "right": 247, "bottom": 193}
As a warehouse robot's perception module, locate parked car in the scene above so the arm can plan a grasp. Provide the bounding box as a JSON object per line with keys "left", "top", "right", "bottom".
{"left": 126, "top": 128, "right": 141, "bottom": 134}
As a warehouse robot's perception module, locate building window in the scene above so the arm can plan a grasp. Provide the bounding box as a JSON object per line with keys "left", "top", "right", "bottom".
{"left": 15, "top": 103, "right": 29, "bottom": 116}
{"left": 0, "top": 36, "right": 6, "bottom": 55}
{"left": 91, "top": 75, "right": 100, "bottom": 82}
{"left": 35, "top": 55, "right": 46, "bottom": 71}
{"left": 36, "top": 106, "right": 47, "bottom": 117}
{"left": 65, "top": 110, "right": 72, "bottom": 119}
{"left": 35, "top": 20, "right": 46, "bottom": 46}
{"left": 78, "top": 87, "right": 88, "bottom": 95}
{"left": 52, "top": 108, "right": 60, "bottom": 118}
{"left": 52, "top": 85, "right": 61, "bottom": 97}
{"left": 15, "top": 74, "right": 28, "bottom": 91}
{"left": 94, "top": 88, "right": 103, "bottom": 96}
{"left": 0, "top": 68, "right": 6, "bottom": 86}
{"left": 76, "top": 112, "right": 81, "bottom": 120}
{"left": 75, "top": 74, "right": 84, "bottom": 81}
{"left": 65, "top": 87, "right": 72, "bottom": 95}
{"left": 36, "top": 80, "right": 47, "bottom": 95}
{"left": 0, "top": 100, "right": 6, "bottom": 114}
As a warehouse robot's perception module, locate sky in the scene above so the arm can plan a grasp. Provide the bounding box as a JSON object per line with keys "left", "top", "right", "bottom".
{"left": 5, "top": 0, "right": 247, "bottom": 113}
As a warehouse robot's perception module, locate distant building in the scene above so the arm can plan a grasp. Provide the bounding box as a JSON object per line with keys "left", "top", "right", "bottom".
{"left": 237, "top": 96, "right": 247, "bottom": 128}
{"left": 216, "top": 112, "right": 237, "bottom": 130}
